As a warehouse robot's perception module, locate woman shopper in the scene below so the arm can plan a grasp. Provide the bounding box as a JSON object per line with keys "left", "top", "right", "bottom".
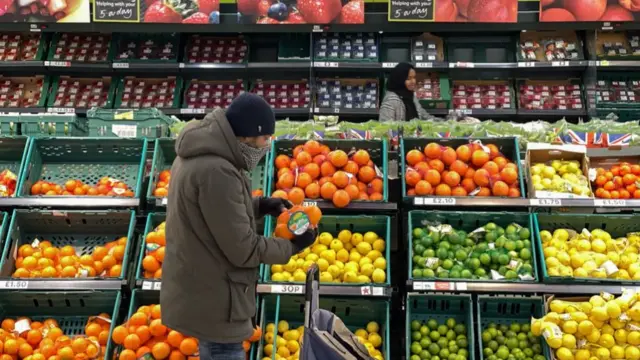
{"left": 379, "top": 62, "right": 434, "bottom": 121}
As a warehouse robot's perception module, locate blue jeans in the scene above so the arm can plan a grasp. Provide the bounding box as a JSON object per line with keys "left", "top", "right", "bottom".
{"left": 198, "top": 341, "right": 245, "bottom": 360}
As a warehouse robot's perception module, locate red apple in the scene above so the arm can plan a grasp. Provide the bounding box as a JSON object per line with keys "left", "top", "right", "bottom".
{"left": 454, "top": 0, "right": 471, "bottom": 16}
{"left": 619, "top": 0, "right": 640, "bottom": 12}
{"left": 562, "top": 0, "right": 606, "bottom": 21}
{"left": 436, "top": 0, "right": 458, "bottom": 21}
{"left": 467, "top": 0, "right": 517, "bottom": 22}
{"left": 601, "top": 5, "right": 635, "bottom": 20}
{"left": 540, "top": 8, "right": 576, "bottom": 21}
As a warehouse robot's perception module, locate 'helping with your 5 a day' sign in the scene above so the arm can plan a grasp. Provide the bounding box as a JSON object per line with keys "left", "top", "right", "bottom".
{"left": 389, "top": 0, "right": 433, "bottom": 21}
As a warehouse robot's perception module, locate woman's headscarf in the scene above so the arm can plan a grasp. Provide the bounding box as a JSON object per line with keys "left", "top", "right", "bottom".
{"left": 387, "top": 62, "right": 418, "bottom": 121}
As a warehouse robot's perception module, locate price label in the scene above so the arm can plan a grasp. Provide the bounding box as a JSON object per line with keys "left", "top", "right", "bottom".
{"left": 0, "top": 280, "right": 28, "bottom": 289}
{"left": 272, "top": 284, "right": 303, "bottom": 294}
{"left": 371, "top": 287, "right": 384, "bottom": 296}
{"left": 312, "top": 25, "right": 323, "bottom": 33}
{"left": 382, "top": 62, "right": 398, "bottom": 68}
{"left": 551, "top": 61, "right": 569, "bottom": 67}
{"left": 142, "top": 281, "right": 153, "bottom": 290}
{"left": 595, "top": 199, "right": 627, "bottom": 207}
{"left": 45, "top": 61, "right": 70, "bottom": 67}
{"left": 153, "top": 282, "right": 162, "bottom": 290}
{"left": 161, "top": 197, "right": 168, "bottom": 205}
{"left": 333, "top": 108, "right": 340, "bottom": 114}
{"left": 518, "top": 62, "right": 535, "bottom": 68}
{"left": 599, "top": 60, "right": 610, "bottom": 67}
{"left": 112, "top": 124, "right": 137, "bottom": 138}
{"left": 180, "top": 108, "right": 206, "bottom": 114}
{"left": 112, "top": 62, "right": 130, "bottom": 69}
{"left": 530, "top": 198, "right": 562, "bottom": 206}
{"left": 302, "top": 201, "right": 317, "bottom": 207}
{"left": 415, "top": 62, "right": 433, "bottom": 68}
{"left": 450, "top": 62, "right": 474, "bottom": 68}
{"left": 415, "top": 197, "right": 456, "bottom": 205}
{"left": 47, "top": 107, "right": 75, "bottom": 114}
{"left": 313, "top": 62, "right": 339, "bottom": 68}
{"left": 413, "top": 281, "right": 435, "bottom": 290}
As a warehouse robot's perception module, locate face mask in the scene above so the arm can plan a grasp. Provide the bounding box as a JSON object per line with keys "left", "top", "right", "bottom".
{"left": 238, "top": 141, "right": 269, "bottom": 170}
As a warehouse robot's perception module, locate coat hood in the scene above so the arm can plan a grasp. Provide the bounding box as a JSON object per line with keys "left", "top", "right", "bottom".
{"left": 174, "top": 108, "right": 247, "bottom": 170}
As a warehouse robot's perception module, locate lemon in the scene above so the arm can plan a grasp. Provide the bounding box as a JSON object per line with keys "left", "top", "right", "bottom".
{"left": 266, "top": 323, "right": 275, "bottom": 333}
{"left": 545, "top": 312, "right": 561, "bottom": 324}
{"left": 327, "top": 265, "right": 341, "bottom": 279}
{"left": 628, "top": 331, "right": 640, "bottom": 345}
{"left": 317, "top": 258, "right": 329, "bottom": 272}
{"left": 264, "top": 344, "right": 273, "bottom": 356}
{"left": 293, "top": 271, "right": 306, "bottom": 282}
{"left": 356, "top": 242, "right": 372, "bottom": 255}
{"left": 591, "top": 307, "right": 609, "bottom": 321}
{"left": 363, "top": 232, "right": 378, "bottom": 244}
{"left": 311, "top": 244, "right": 327, "bottom": 255}
{"left": 582, "top": 261, "right": 597, "bottom": 273}
{"left": 595, "top": 347, "right": 610, "bottom": 360}
{"left": 276, "top": 335, "right": 287, "bottom": 348}
{"left": 563, "top": 320, "right": 578, "bottom": 334}
{"left": 272, "top": 273, "right": 286, "bottom": 282}
{"left": 576, "top": 349, "right": 590, "bottom": 360}
{"left": 599, "top": 333, "right": 615, "bottom": 348}
{"left": 355, "top": 328, "right": 368, "bottom": 338}
{"left": 277, "top": 345, "right": 290, "bottom": 357}
{"left": 330, "top": 240, "right": 344, "bottom": 252}
{"left": 343, "top": 271, "right": 358, "bottom": 283}
{"left": 613, "top": 329, "right": 627, "bottom": 344}
{"left": 590, "top": 295, "right": 606, "bottom": 307}
{"left": 601, "top": 324, "right": 614, "bottom": 336}
{"left": 272, "top": 264, "right": 284, "bottom": 273}
{"left": 361, "top": 263, "right": 375, "bottom": 277}
{"left": 592, "top": 239, "right": 607, "bottom": 253}
{"left": 286, "top": 340, "right": 299, "bottom": 353}
{"left": 577, "top": 239, "right": 591, "bottom": 251}
{"left": 606, "top": 302, "right": 621, "bottom": 319}
{"left": 578, "top": 320, "right": 594, "bottom": 336}
{"left": 556, "top": 347, "right": 575, "bottom": 360}
{"left": 368, "top": 333, "right": 382, "bottom": 348}
{"left": 320, "top": 249, "right": 336, "bottom": 263}
{"left": 554, "top": 229, "right": 570, "bottom": 241}
{"left": 350, "top": 232, "right": 363, "bottom": 246}
{"left": 338, "top": 230, "right": 352, "bottom": 243}
{"left": 540, "top": 230, "right": 552, "bottom": 242}
{"left": 318, "top": 232, "right": 333, "bottom": 245}
{"left": 609, "top": 318, "right": 625, "bottom": 330}
{"left": 610, "top": 345, "right": 624, "bottom": 360}
{"left": 336, "top": 249, "right": 349, "bottom": 263}
{"left": 278, "top": 320, "right": 289, "bottom": 333}
{"left": 349, "top": 251, "right": 362, "bottom": 263}
{"left": 557, "top": 252, "right": 571, "bottom": 266}
{"left": 305, "top": 253, "right": 319, "bottom": 262}
{"left": 302, "top": 260, "right": 315, "bottom": 272}
{"left": 571, "top": 254, "right": 586, "bottom": 268}
{"left": 531, "top": 319, "right": 543, "bottom": 336}
{"left": 625, "top": 346, "right": 640, "bottom": 360}
{"left": 264, "top": 331, "right": 275, "bottom": 344}
{"left": 372, "top": 239, "right": 385, "bottom": 252}
{"left": 345, "top": 262, "right": 359, "bottom": 273}
{"left": 551, "top": 300, "right": 568, "bottom": 313}
{"left": 335, "top": 261, "right": 344, "bottom": 269}
{"left": 296, "top": 258, "right": 305, "bottom": 268}
{"left": 344, "top": 243, "right": 353, "bottom": 252}
{"left": 562, "top": 334, "right": 576, "bottom": 349}
{"left": 544, "top": 247, "right": 558, "bottom": 258}
{"left": 366, "top": 321, "right": 379, "bottom": 333}
{"left": 357, "top": 275, "right": 370, "bottom": 283}
{"left": 372, "top": 269, "right": 386, "bottom": 283}
{"left": 586, "top": 329, "right": 601, "bottom": 343}
{"left": 547, "top": 257, "right": 561, "bottom": 268}
{"left": 629, "top": 263, "right": 640, "bottom": 277}
{"left": 319, "top": 271, "right": 333, "bottom": 282}
{"left": 284, "top": 259, "right": 297, "bottom": 273}
{"left": 373, "top": 257, "right": 387, "bottom": 270}
{"left": 571, "top": 311, "right": 588, "bottom": 322}
{"left": 367, "top": 250, "right": 382, "bottom": 261}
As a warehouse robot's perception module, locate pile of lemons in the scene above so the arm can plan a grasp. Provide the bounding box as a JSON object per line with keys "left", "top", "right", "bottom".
{"left": 531, "top": 290, "right": 640, "bottom": 360}
{"left": 541, "top": 228, "right": 640, "bottom": 280}
{"left": 270, "top": 230, "right": 387, "bottom": 284}
{"left": 261, "top": 320, "right": 384, "bottom": 360}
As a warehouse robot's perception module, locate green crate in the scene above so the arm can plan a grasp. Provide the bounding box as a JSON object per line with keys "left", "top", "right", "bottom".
{"left": 0, "top": 75, "right": 50, "bottom": 108}
{"left": 257, "top": 295, "right": 390, "bottom": 360}
{"left": 0, "top": 209, "right": 136, "bottom": 281}
{"left": 113, "top": 77, "right": 184, "bottom": 110}
{"left": 477, "top": 296, "right": 552, "bottom": 360}
{"left": 112, "top": 33, "right": 180, "bottom": 63}
{"left": 0, "top": 114, "right": 20, "bottom": 136}
{"left": 0, "top": 291, "right": 122, "bottom": 360}
{"left": 46, "top": 75, "right": 117, "bottom": 109}
{"left": 0, "top": 136, "right": 30, "bottom": 187}
{"left": 16, "top": 137, "right": 147, "bottom": 198}
{"left": 400, "top": 137, "right": 525, "bottom": 202}
{"left": 268, "top": 139, "right": 389, "bottom": 203}
{"left": 46, "top": 33, "right": 116, "bottom": 63}
{"left": 19, "top": 113, "right": 88, "bottom": 137}
{"left": 278, "top": 34, "right": 311, "bottom": 62}
{"left": 405, "top": 294, "right": 475, "bottom": 360}
{"left": 135, "top": 212, "right": 165, "bottom": 283}
{"left": 595, "top": 108, "right": 640, "bottom": 122}
{"left": 407, "top": 211, "right": 538, "bottom": 283}
{"left": 87, "top": 108, "right": 176, "bottom": 139}
{"left": 262, "top": 215, "right": 391, "bottom": 286}
{"left": 534, "top": 213, "right": 640, "bottom": 285}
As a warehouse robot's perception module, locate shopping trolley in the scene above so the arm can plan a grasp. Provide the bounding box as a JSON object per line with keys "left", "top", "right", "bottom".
{"left": 301, "top": 264, "right": 376, "bottom": 360}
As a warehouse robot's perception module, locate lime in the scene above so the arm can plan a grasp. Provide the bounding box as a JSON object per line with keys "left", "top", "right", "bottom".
{"left": 413, "top": 269, "right": 423, "bottom": 278}
{"left": 448, "top": 232, "right": 461, "bottom": 245}
{"left": 438, "top": 325, "right": 448, "bottom": 335}
{"left": 510, "top": 324, "right": 521, "bottom": 333}
{"left": 506, "top": 338, "right": 518, "bottom": 350}
{"left": 437, "top": 338, "right": 448, "bottom": 349}
{"left": 431, "top": 232, "right": 440, "bottom": 243}
{"left": 411, "top": 355, "right": 421, "bottom": 360}
{"left": 413, "top": 331, "right": 422, "bottom": 341}
{"left": 442, "top": 259, "right": 454, "bottom": 270}
{"left": 420, "top": 350, "right": 431, "bottom": 360}
{"left": 449, "top": 344, "right": 459, "bottom": 354}
{"left": 455, "top": 249, "right": 468, "bottom": 261}
{"left": 519, "top": 248, "right": 531, "bottom": 260}
{"left": 445, "top": 318, "right": 456, "bottom": 328}
{"left": 420, "top": 326, "right": 430, "bottom": 336}
{"left": 422, "top": 269, "right": 435, "bottom": 278}
{"left": 519, "top": 228, "right": 530, "bottom": 240}
{"left": 496, "top": 347, "right": 509, "bottom": 360}
{"left": 488, "top": 340, "right": 498, "bottom": 351}
{"left": 437, "top": 248, "right": 449, "bottom": 260}
{"left": 411, "top": 343, "right": 422, "bottom": 354}
{"left": 482, "top": 330, "right": 492, "bottom": 342}
{"left": 439, "top": 241, "right": 451, "bottom": 250}
{"left": 430, "top": 331, "right": 441, "bottom": 341}
{"left": 425, "top": 249, "right": 436, "bottom": 258}
{"left": 427, "top": 319, "right": 438, "bottom": 330}
{"left": 505, "top": 270, "right": 518, "bottom": 279}
{"left": 506, "top": 225, "right": 518, "bottom": 235}
{"left": 498, "top": 254, "right": 510, "bottom": 265}
{"left": 469, "top": 258, "right": 481, "bottom": 270}
{"left": 456, "top": 338, "right": 468, "bottom": 348}
{"left": 475, "top": 268, "right": 487, "bottom": 277}
{"left": 486, "top": 222, "right": 497, "bottom": 231}
{"left": 420, "top": 338, "right": 432, "bottom": 348}
{"left": 480, "top": 253, "right": 491, "bottom": 265}
{"left": 415, "top": 244, "right": 426, "bottom": 255}
{"left": 495, "top": 335, "right": 505, "bottom": 345}
{"left": 458, "top": 349, "right": 469, "bottom": 358}
{"left": 428, "top": 343, "right": 440, "bottom": 355}
{"left": 454, "top": 324, "right": 466, "bottom": 335}
{"left": 484, "top": 348, "right": 494, "bottom": 357}
{"left": 505, "top": 241, "right": 516, "bottom": 251}
{"left": 495, "top": 236, "right": 506, "bottom": 248}
{"left": 461, "top": 269, "right": 472, "bottom": 279}
{"left": 413, "top": 228, "right": 425, "bottom": 238}
{"left": 411, "top": 320, "right": 422, "bottom": 331}
{"left": 449, "top": 270, "right": 460, "bottom": 278}
{"left": 446, "top": 330, "right": 456, "bottom": 340}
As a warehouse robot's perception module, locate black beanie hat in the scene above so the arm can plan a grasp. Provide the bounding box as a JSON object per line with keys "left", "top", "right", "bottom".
{"left": 225, "top": 93, "right": 275, "bottom": 137}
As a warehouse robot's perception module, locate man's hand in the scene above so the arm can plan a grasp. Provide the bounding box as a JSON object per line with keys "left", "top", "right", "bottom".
{"left": 291, "top": 228, "right": 317, "bottom": 253}
{"left": 258, "top": 197, "right": 293, "bottom": 217}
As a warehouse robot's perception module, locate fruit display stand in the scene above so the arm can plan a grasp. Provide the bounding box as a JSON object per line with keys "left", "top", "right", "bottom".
{"left": 256, "top": 294, "right": 390, "bottom": 360}
{"left": 0, "top": 209, "right": 136, "bottom": 290}
{"left": 15, "top": 137, "right": 146, "bottom": 208}
{"left": 405, "top": 294, "right": 474, "bottom": 360}
{"left": 135, "top": 212, "right": 165, "bottom": 291}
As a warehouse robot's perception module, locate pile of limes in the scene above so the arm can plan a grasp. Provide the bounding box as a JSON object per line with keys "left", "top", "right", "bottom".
{"left": 411, "top": 221, "right": 534, "bottom": 280}
{"left": 481, "top": 322, "right": 545, "bottom": 360}
{"left": 408, "top": 318, "right": 469, "bottom": 360}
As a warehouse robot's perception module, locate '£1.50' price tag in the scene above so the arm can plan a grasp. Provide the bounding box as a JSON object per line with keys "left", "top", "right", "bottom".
{"left": 0, "top": 280, "right": 28, "bottom": 289}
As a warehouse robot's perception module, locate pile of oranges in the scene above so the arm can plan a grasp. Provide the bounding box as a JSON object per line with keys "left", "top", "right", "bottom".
{"left": 243, "top": 327, "right": 261, "bottom": 355}
{"left": 112, "top": 304, "right": 198, "bottom": 360}
{"left": 593, "top": 162, "right": 640, "bottom": 199}
{"left": 152, "top": 170, "right": 171, "bottom": 198}
{"left": 141, "top": 222, "right": 166, "bottom": 279}
{"left": 271, "top": 140, "right": 384, "bottom": 208}
{"left": 405, "top": 142, "right": 521, "bottom": 197}
{"left": 0, "top": 313, "right": 112, "bottom": 359}
{"left": 30, "top": 177, "right": 134, "bottom": 197}
{"left": 273, "top": 205, "right": 322, "bottom": 241}
{"left": 13, "top": 237, "right": 128, "bottom": 279}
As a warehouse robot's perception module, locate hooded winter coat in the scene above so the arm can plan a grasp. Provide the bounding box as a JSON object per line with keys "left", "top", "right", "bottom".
{"left": 160, "top": 108, "right": 296, "bottom": 343}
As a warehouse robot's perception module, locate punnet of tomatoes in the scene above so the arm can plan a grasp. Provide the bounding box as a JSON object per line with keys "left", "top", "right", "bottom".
{"left": 403, "top": 138, "right": 524, "bottom": 198}
{"left": 270, "top": 139, "right": 386, "bottom": 208}
{"left": 592, "top": 162, "right": 640, "bottom": 199}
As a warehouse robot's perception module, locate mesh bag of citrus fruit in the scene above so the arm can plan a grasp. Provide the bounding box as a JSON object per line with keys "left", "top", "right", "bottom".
{"left": 273, "top": 204, "right": 322, "bottom": 241}
{"left": 0, "top": 314, "right": 112, "bottom": 359}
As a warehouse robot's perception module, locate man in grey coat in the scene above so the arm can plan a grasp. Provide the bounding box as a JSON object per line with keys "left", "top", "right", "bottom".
{"left": 160, "top": 93, "right": 316, "bottom": 359}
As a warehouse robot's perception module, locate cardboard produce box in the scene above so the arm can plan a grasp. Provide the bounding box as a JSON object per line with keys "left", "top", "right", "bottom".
{"left": 526, "top": 143, "right": 593, "bottom": 199}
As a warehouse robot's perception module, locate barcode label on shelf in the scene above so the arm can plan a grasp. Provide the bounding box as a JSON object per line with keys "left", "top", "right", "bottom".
{"left": 112, "top": 124, "right": 137, "bottom": 138}
{"left": 518, "top": 62, "right": 535, "bottom": 68}
{"left": 161, "top": 198, "right": 168, "bottom": 205}
{"left": 45, "top": 61, "right": 70, "bottom": 67}
{"left": 142, "top": 281, "right": 153, "bottom": 290}
{"left": 180, "top": 108, "right": 206, "bottom": 114}
{"left": 153, "top": 282, "right": 162, "bottom": 290}
{"left": 414, "top": 197, "right": 456, "bottom": 206}
{"left": 415, "top": 62, "right": 433, "bottom": 68}
{"left": 0, "top": 280, "right": 28, "bottom": 289}
{"left": 530, "top": 198, "right": 562, "bottom": 206}
{"left": 271, "top": 284, "right": 304, "bottom": 294}
{"left": 112, "top": 63, "right": 130, "bottom": 69}
{"left": 551, "top": 61, "right": 570, "bottom": 67}
{"left": 382, "top": 62, "right": 398, "bottom": 68}
{"left": 47, "top": 107, "right": 75, "bottom": 114}
{"left": 595, "top": 199, "right": 627, "bottom": 207}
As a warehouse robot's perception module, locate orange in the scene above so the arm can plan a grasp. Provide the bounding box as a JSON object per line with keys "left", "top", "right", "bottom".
{"left": 449, "top": 160, "right": 468, "bottom": 177}
{"left": 332, "top": 171, "right": 350, "bottom": 189}
{"left": 249, "top": 327, "right": 262, "bottom": 343}
{"left": 274, "top": 223, "right": 294, "bottom": 240}
{"left": 304, "top": 183, "right": 320, "bottom": 199}
{"left": 289, "top": 160, "right": 299, "bottom": 170}
{"left": 486, "top": 144, "right": 501, "bottom": 159}
{"left": 275, "top": 155, "right": 291, "bottom": 169}
{"left": 295, "top": 151, "right": 312, "bottom": 167}
{"left": 18, "top": 343, "right": 32, "bottom": 358}
{"left": 359, "top": 192, "right": 371, "bottom": 199}
{"left": 328, "top": 150, "right": 348, "bottom": 168}
{"left": 303, "top": 163, "right": 320, "bottom": 179}
{"left": 343, "top": 161, "right": 359, "bottom": 175}
{"left": 471, "top": 150, "right": 490, "bottom": 167}
{"left": 414, "top": 181, "right": 432, "bottom": 196}
{"left": 406, "top": 150, "right": 424, "bottom": 166}
{"left": 295, "top": 173, "right": 313, "bottom": 189}
{"left": 405, "top": 170, "right": 421, "bottom": 187}
{"left": 443, "top": 172, "right": 460, "bottom": 187}
{"left": 320, "top": 162, "right": 336, "bottom": 177}
{"left": 277, "top": 210, "right": 291, "bottom": 225}
{"left": 434, "top": 184, "right": 451, "bottom": 196}
{"left": 320, "top": 182, "right": 337, "bottom": 200}
{"left": 287, "top": 187, "right": 305, "bottom": 205}
{"left": 152, "top": 342, "right": 171, "bottom": 360}
{"left": 124, "top": 334, "right": 141, "bottom": 350}
{"left": 424, "top": 169, "right": 441, "bottom": 187}
{"left": 509, "top": 188, "right": 521, "bottom": 197}
{"left": 611, "top": 190, "right": 620, "bottom": 199}
{"left": 623, "top": 173, "right": 636, "bottom": 185}
{"left": 634, "top": 189, "right": 640, "bottom": 198}
{"left": 136, "top": 347, "right": 152, "bottom": 358}
{"left": 424, "top": 143, "right": 441, "bottom": 159}
{"left": 493, "top": 156, "right": 508, "bottom": 170}
{"left": 179, "top": 338, "right": 199, "bottom": 356}
{"left": 353, "top": 150, "right": 370, "bottom": 166}
{"left": 85, "top": 322, "right": 102, "bottom": 338}
{"left": 277, "top": 168, "right": 291, "bottom": 178}
{"left": 413, "top": 161, "right": 430, "bottom": 175}
{"left": 428, "top": 159, "right": 444, "bottom": 173}
{"left": 71, "top": 338, "right": 88, "bottom": 354}
{"left": 332, "top": 190, "right": 351, "bottom": 208}
{"left": 614, "top": 176, "right": 623, "bottom": 188}
{"left": 492, "top": 181, "right": 509, "bottom": 197}
{"left": 368, "top": 178, "right": 383, "bottom": 194}
{"left": 344, "top": 184, "right": 360, "bottom": 200}
{"left": 57, "top": 346, "right": 74, "bottom": 359}
{"left": 632, "top": 164, "right": 640, "bottom": 175}
{"left": 277, "top": 172, "right": 295, "bottom": 190}
{"left": 483, "top": 161, "right": 499, "bottom": 175}
{"left": 3, "top": 339, "right": 18, "bottom": 354}
{"left": 455, "top": 145, "right": 471, "bottom": 162}
{"left": 604, "top": 181, "right": 615, "bottom": 191}
{"left": 500, "top": 167, "right": 518, "bottom": 185}
{"left": 119, "top": 349, "right": 137, "bottom": 360}
{"left": 451, "top": 186, "right": 467, "bottom": 197}
{"left": 30, "top": 183, "right": 42, "bottom": 195}
{"left": 441, "top": 147, "right": 457, "bottom": 166}
{"left": 271, "top": 190, "right": 288, "bottom": 200}
{"left": 303, "top": 140, "right": 321, "bottom": 156}
{"left": 25, "top": 330, "right": 41, "bottom": 346}
{"left": 169, "top": 350, "right": 187, "bottom": 360}
{"left": 620, "top": 189, "right": 631, "bottom": 199}
{"left": 461, "top": 178, "right": 476, "bottom": 193}
{"left": 594, "top": 175, "right": 608, "bottom": 186}
{"left": 167, "top": 330, "right": 185, "bottom": 348}
{"left": 136, "top": 325, "right": 152, "bottom": 344}
{"left": 358, "top": 166, "right": 376, "bottom": 184}
{"left": 130, "top": 312, "right": 149, "bottom": 327}
{"left": 112, "top": 244, "right": 126, "bottom": 261}
{"left": 476, "top": 187, "right": 492, "bottom": 196}
{"left": 149, "top": 319, "right": 167, "bottom": 337}
{"left": 473, "top": 169, "right": 490, "bottom": 187}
